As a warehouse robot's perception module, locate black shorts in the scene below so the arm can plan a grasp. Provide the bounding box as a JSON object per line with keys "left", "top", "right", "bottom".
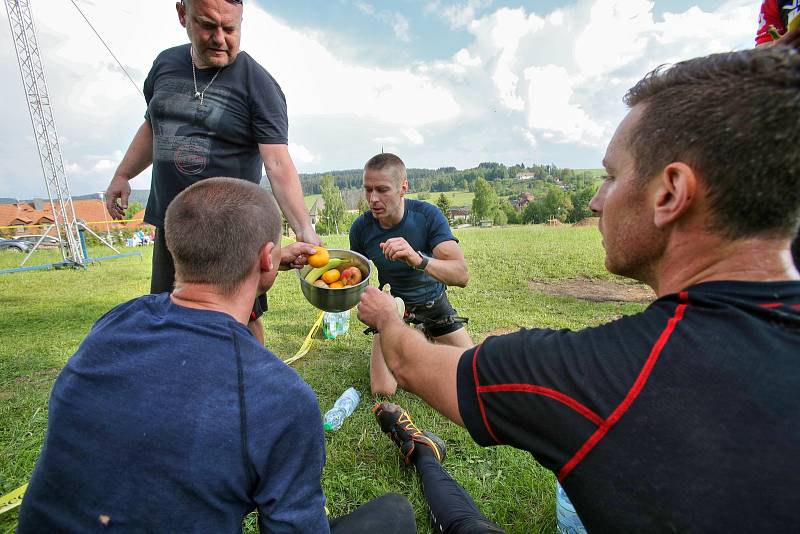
{"left": 152, "top": 228, "right": 267, "bottom": 321}
{"left": 405, "top": 291, "right": 466, "bottom": 338}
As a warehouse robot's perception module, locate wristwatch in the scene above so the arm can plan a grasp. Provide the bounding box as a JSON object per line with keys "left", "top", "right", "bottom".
{"left": 414, "top": 251, "right": 430, "bottom": 271}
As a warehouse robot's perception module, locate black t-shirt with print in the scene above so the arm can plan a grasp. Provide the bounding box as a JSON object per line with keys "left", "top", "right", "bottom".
{"left": 457, "top": 280, "right": 800, "bottom": 532}
{"left": 143, "top": 44, "right": 288, "bottom": 227}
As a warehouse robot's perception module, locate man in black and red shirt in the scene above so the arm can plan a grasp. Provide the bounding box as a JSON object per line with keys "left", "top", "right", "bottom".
{"left": 358, "top": 44, "right": 800, "bottom": 531}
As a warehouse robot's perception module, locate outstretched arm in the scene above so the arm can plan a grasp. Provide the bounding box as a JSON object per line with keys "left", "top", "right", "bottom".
{"left": 259, "top": 143, "right": 320, "bottom": 245}
{"left": 358, "top": 286, "right": 466, "bottom": 425}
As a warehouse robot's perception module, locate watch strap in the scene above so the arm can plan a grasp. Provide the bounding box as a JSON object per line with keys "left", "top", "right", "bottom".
{"left": 415, "top": 251, "right": 430, "bottom": 271}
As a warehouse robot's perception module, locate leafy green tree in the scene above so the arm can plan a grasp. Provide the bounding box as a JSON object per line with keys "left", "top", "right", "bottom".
{"left": 320, "top": 174, "right": 347, "bottom": 234}
{"left": 493, "top": 208, "right": 508, "bottom": 226}
{"left": 499, "top": 200, "right": 521, "bottom": 224}
{"left": 542, "top": 186, "right": 573, "bottom": 222}
{"left": 124, "top": 202, "right": 144, "bottom": 220}
{"left": 436, "top": 192, "right": 451, "bottom": 222}
{"left": 568, "top": 185, "right": 598, "bottom": 222}
{"left": 471, "top": 177, "right": 499, "bottom": 222}
{"left": 417, "top": 191, "right": 430, "bottom": 201}
{"left": 357, "top": 196, "right": 370, "bottom": 214}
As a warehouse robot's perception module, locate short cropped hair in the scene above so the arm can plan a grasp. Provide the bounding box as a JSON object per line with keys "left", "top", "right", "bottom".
{"left": 364, "top": 153, "right": 407, "bottom": 185}
{"left": 165, "top": 178, "right": 281, "bottom": 293}
{"left": 624, "top": 46, "right": 800, "bottom": 239}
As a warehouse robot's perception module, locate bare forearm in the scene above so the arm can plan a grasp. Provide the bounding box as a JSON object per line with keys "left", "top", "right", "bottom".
{"left": 115, "top": 121, "right": 153, "bottom": 179}
{"left": 379, "top": 316, "right": 464, "bottom": 425}
{"left": 422, "top": 257, "right": 469, "bottom": 288}
{"left": 262, "top": 153, "right": 313, "bottom": 237}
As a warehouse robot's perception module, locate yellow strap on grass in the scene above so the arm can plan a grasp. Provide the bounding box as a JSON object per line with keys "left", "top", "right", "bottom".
{"left": 0, "top": 483, "right": 27, "bottom": 515}
{"left": 283, "top": 311, "right": 324, "bottom": 366}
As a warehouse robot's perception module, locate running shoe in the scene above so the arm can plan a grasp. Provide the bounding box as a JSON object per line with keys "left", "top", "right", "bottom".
{"left": 373, "top": 402, "right": 446, "bottom": 464}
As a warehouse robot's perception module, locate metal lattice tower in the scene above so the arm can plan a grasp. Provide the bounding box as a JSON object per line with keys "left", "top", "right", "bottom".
{"left": 5, "top": 0, "right": 84, "bottom": 266}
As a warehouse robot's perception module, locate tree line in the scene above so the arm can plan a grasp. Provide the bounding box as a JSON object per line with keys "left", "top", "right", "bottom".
{"left": 312, "top": 162, "right": 602, "bottom": 236}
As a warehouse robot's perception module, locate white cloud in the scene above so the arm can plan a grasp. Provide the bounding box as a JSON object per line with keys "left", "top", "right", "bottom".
{"left": 402, "top": 128, "right": 425, "bottom": 145}
{"left": 454, "top": 48, "right": 482, "bottom": 67}
{"left": 0, "top": 0, "right": 762, "bottom": 197}
{"left": 241, "top": 9, "right": 459, "bottom": 126}
{"left": 525, "top": 65, "right": 606, "bottom": 144}
{"left": 289, "top": 143, "right": 316, "bottom": 165}
{"left": 429, "top": 0, "right": 493, "bottom": 29}
{"left": 354, "top": 2, "right": 411, "bottom": 41}
{"left": 93, "top": 159, "right": 117, "bottom": 172}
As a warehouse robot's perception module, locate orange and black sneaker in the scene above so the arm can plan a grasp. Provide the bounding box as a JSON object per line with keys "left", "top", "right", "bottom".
{"left": 373, "top": 402, "right": 446, "bottom": 465}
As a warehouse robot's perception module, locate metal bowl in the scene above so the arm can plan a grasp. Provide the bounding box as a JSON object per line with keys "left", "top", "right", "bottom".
{"left": 297, "top": 249, "right": 372, "bottom": 312}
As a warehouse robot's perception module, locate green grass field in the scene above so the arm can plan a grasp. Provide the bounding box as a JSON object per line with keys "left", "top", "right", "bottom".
{"left": 0, "top": 226, "right": 647, "bottom": 533}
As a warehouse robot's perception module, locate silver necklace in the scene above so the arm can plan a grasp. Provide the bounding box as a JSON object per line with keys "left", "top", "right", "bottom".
{"left": 190, "top": 48, "right": 222, "bottom": 106}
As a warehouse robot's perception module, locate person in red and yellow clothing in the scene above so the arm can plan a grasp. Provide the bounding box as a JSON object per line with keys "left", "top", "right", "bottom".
{"left": 755, "top": 0, "right": 800, "bottom": 46}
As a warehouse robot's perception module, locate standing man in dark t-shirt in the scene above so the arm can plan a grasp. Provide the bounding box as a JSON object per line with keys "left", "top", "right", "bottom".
{"left": 350, "top": 153, "right": 472, "bottom": 395}
{"left": 358, "top": 46, "right": 800, "bottom": 530}
{"left": 104, "top": 0, "right": 319, "bottom": 344}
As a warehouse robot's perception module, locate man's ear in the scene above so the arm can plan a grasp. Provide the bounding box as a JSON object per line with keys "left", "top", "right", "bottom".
{"left": 653, "top": 162, "right": 697, "bottom": 229}
{"left": 259, "top": 242, "right": 276, "bottom": 273}
{"left": 399, "top": 179, "right": 409, "bottom": 197}
{"left": 176, "top": 1, "right": 187, "bottom": 27}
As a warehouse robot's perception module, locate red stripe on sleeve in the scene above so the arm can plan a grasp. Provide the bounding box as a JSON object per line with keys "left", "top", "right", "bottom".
{"left": 477, "top": 384, "right": 604, "bottom": 426}
{"left": 760, "top": 303, "right": 782, "bottom": 308}
{"left": 472, "top": 344, "right": 502, "bottom": 444}
{"left": 557, "top": 291, "right": 690, "bottom": 481}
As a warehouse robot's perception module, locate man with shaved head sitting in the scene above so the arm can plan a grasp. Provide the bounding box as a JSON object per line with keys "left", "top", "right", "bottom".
{"left": 18, "top": 179, "right": 415, "bottom": 533}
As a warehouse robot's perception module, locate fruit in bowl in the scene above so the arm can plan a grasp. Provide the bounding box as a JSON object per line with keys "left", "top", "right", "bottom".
{"left": 340, "top": 266, "right": 363, "bottom": 286}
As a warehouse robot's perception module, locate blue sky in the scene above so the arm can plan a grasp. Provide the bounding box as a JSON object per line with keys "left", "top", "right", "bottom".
{"left": 0, "top": 0, "right": 760, "bottom": 198}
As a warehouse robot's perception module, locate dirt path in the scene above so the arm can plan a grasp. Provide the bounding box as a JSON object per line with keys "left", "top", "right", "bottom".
{"left": 529, "top": 278, "right": 655, "bottom": 304}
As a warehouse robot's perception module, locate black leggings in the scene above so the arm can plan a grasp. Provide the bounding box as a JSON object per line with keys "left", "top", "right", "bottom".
{"left": 328, "top": 459, "right": 504, "bottom": 533}
{"left": 329, "top": 493, "right": 417, "bottom": 533}
{"left": 414, "top": 455, "right": 505, "bottom": 534}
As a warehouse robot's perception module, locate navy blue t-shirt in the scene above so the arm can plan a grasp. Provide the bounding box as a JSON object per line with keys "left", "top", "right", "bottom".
{"left": 458, "top": 280, "right": 800, "bottom": 531}
{"left": 143, "top": 44, "right": 288, "bottom": 227}
{"left": 18, "top": 294, "right": 329, "bottom": 533}
{"left": 349, "top": 199, "right": 457, "bottom": 304}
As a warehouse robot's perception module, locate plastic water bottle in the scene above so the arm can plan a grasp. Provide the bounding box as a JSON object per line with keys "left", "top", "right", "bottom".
{"left": 322, "top": 310, "right": 350, "bottom": 339}
{"left": 555, "top": 482, "right": 587, "bottom": 534}
{"left": 322, "top": 387, "right": 360, "bottom": 431}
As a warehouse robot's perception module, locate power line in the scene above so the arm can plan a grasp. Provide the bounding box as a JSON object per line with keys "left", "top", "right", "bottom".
{"left": 67, "top": 0, "right": 143, "bottom": 97}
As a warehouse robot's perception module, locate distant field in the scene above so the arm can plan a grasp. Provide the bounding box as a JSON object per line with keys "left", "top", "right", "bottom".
{"left": 573, "top": 168, "right": 606, "bottom": 178}
{"left": 407, "top": 190, "right": 474, "bottom": 207}
{"left": 0, "top": 226, "right": 649, "bottom": 533}
{"left": 306, "top": 190, "right": 475, "bottom": 210}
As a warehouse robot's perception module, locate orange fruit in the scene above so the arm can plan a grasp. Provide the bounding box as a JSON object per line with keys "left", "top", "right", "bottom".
{"left": 321, "top": 269, "right": 341, "bottom": 284}
{"left": 329, "top": 281, "right": 345, "bottom": 289}
{"left": 307, "top": 247, "right": 329, "bottom": 268}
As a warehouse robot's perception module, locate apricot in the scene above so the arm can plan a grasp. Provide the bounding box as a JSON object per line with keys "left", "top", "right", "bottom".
{"left": 329, "top": 281, "right": 345, "bottom": 289}
{"left": 307, "top": 247, "right": 330, "bottom": 268}
{"left": 321, "top": 269, "right": 341, "bottom": 285}
{"left": 340, "top": 266, "right": 363, "bottom": 286}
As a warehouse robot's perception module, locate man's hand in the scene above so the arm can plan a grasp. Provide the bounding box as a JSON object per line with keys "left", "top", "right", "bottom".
{"left": 294, "top": 226, "right": 322, "bottom": 247}
{"left": 106, "top": 175, "right": 131, "bottom": 220}
{"left": 760, "top": 26, "right": 800, "bottom": 48}
{"left": 358, "top": 286, "right": 404, "bottom": 332}
{"left": 280, "top": 241, "right": 318, "bottom": 270}
{"left": 380, "top": 237, "right": 421, "bottom": 268}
